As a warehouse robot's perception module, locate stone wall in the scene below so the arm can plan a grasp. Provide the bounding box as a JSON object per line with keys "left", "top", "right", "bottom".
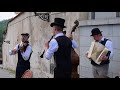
{"left": 2, "top": 12, "right": 88, "bottom": 78}
{"left": 4, "top": 12, "right": 120, "bottom": 78}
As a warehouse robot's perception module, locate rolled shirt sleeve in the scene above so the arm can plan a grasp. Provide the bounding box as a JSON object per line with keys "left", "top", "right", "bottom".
{"left": 9, "top": 44, "right": 19, "bottom": 55}
{"left": 105, "top": 40, "right": 113, "bottom": 60}
{"left": 72, "top": 39, "right": 78, "bottom": 48}
{"left": 44, "top": 39, "right": 58, "bottom": 60}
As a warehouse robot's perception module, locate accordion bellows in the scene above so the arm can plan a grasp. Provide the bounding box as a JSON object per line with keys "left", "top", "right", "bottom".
{"left": 88, "top": 41, "right": 109, "bottom": 64}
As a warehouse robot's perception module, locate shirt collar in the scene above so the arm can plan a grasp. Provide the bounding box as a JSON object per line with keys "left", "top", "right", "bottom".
{"left": 99, "top": 37, "right": 104, "bottom": 42}
{"left": 54, "top": 33, "right": 64, "bottom": 38}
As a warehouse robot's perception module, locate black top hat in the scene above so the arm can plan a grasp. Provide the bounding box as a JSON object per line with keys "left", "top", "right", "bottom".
{"left": 21, "top": 33, "right": 30, "bottom": 37}
{"left": 91, "top": 28, "right": 102, "bottom": 36}
{"left": 50, "top": 18, "right": 66, "bottom": 28}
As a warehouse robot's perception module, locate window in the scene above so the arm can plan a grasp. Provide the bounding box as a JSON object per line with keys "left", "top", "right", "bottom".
{"left": 116, "top": 12, "right": 120, "bottom": 17}
{"left": 91, "top": 12, "right": 95, "bottom": 19}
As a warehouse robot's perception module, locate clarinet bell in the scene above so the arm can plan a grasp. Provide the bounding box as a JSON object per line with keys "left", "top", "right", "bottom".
{"left": 40, "top": 50, "right": 45, "bottom": 58}
{"left": 40, "top": 54, "right": 44, "bottom": 58}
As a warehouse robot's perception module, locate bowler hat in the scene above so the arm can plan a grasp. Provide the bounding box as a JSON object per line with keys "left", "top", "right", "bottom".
{"left": 50, "top": 18, "right": 66, "bottom": 28}
{"left": 91, "top": 28, "right": 102, "bottom": 36}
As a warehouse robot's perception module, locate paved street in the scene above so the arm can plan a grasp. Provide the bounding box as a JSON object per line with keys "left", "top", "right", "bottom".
{"left": 0, "top": 65, "right": 15, "bottom": 78}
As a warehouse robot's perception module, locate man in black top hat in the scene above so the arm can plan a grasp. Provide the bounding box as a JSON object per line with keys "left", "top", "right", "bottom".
{"left": 9, "top": 33, "right": 32, "bottom": 78}
{"left": 86, "top": 28, "right": 113, "bottom": 78}
{"left": 44, "top": 18, "right": 78, "bottom": 78}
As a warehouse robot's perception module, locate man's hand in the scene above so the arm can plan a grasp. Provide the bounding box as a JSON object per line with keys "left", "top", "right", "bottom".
{"left": 85, "top": 52, "right": 91, "bottom": 59}
{"left": 45, "top": 42, "right": 49, "bottom": 50}
{"left": 85, "top": 52, "right": 88, "bottom": 58}
{"left": 12, "top": 49, "right": 17, "bottom": 54}
{"left": 100, "top": 55, "right": 108, "bottom": 61}
{"left": 68, "top": 34, "right": 73, "bottom": 40}
{"left": 19, "top": 46, "right": 25, "bottom": 53}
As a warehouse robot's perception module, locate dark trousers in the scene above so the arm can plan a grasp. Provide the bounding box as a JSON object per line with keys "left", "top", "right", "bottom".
{"left": 16, "top": 65, "right": 30, "bottom": 78}
{"left": 54, "top": 67, "right": 72, "bottom": 78}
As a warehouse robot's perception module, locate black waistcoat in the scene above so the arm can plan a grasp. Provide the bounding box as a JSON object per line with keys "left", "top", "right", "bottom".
{"left": 54, "top": 36, "right": 72, "bottom": 78}
{"left": 16, "top": 45, "right": 32, "bottom": 78}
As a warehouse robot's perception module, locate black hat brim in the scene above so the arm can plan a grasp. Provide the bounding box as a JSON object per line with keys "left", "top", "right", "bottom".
{"left": 21, "top": 34, "right": 28, "bottom": 36}
{"left": 90, "top": 31, "right": 103, "bottom": 36}
{"left": 21, "top": 33, "right": 29, "bottom": 37}
{"left": 50, "top": 22, "right": 66, "bottom": 28}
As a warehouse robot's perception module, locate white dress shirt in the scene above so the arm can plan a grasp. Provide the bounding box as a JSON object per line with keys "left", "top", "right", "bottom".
{"left": 9, "top": 43, "right": 32, "bottom": 61}
{"left": 99, "top": 37, "right": 113, "bottom": 59}
{"left": 44, "top": 33, "right": 78, "bottom": 60}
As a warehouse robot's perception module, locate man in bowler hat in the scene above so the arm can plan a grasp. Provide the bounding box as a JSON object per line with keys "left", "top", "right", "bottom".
{"left": 86, "top": 28, "right": 113, "bottom": 78}
{"left": 44, "top": 18, "right": 78, "bottom": 78}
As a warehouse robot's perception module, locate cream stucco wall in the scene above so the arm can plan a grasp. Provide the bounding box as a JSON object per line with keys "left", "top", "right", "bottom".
{"left": 2, "top": 12, "right": 88, "bottom": 78}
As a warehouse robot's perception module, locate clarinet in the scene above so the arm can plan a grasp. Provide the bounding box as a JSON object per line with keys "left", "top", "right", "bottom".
{"left": 40, "top": 35, "right": 54, "bottom": 58}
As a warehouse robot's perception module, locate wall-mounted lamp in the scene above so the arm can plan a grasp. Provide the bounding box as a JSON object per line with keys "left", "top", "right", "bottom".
{"left": 34, "top": 12, "right": 50, "bottom": 22}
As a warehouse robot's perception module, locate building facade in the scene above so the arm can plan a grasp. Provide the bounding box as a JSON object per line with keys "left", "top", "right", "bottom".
{"left": 79, "top": 12, "right": 120, "bottom": 78}
{"left": 2, "top": 12, "right": 87, "bottom": 78}
{"left": 2, "top": 12, "right": 120, "bottom": 78}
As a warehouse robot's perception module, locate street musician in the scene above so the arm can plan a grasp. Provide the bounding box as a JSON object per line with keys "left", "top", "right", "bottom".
{"left": 9, "top": 33, "right": 32, "bottom": 78}
{"left": 86, "top": 28, "right": 113, "bottom": 78}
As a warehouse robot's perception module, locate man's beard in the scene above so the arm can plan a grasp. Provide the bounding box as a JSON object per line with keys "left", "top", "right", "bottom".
{"left": 22, "top": 40, "right": 26, "bottom": 43}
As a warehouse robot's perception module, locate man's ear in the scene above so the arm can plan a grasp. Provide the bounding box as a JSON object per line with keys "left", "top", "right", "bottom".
{"left": 54, "top": 28, "right": 57, "bottom": 32}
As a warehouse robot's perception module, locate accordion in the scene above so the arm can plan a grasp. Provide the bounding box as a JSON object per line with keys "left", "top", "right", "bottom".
{"left": 87, "top": 41, "right": 110, "bottom": 65}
